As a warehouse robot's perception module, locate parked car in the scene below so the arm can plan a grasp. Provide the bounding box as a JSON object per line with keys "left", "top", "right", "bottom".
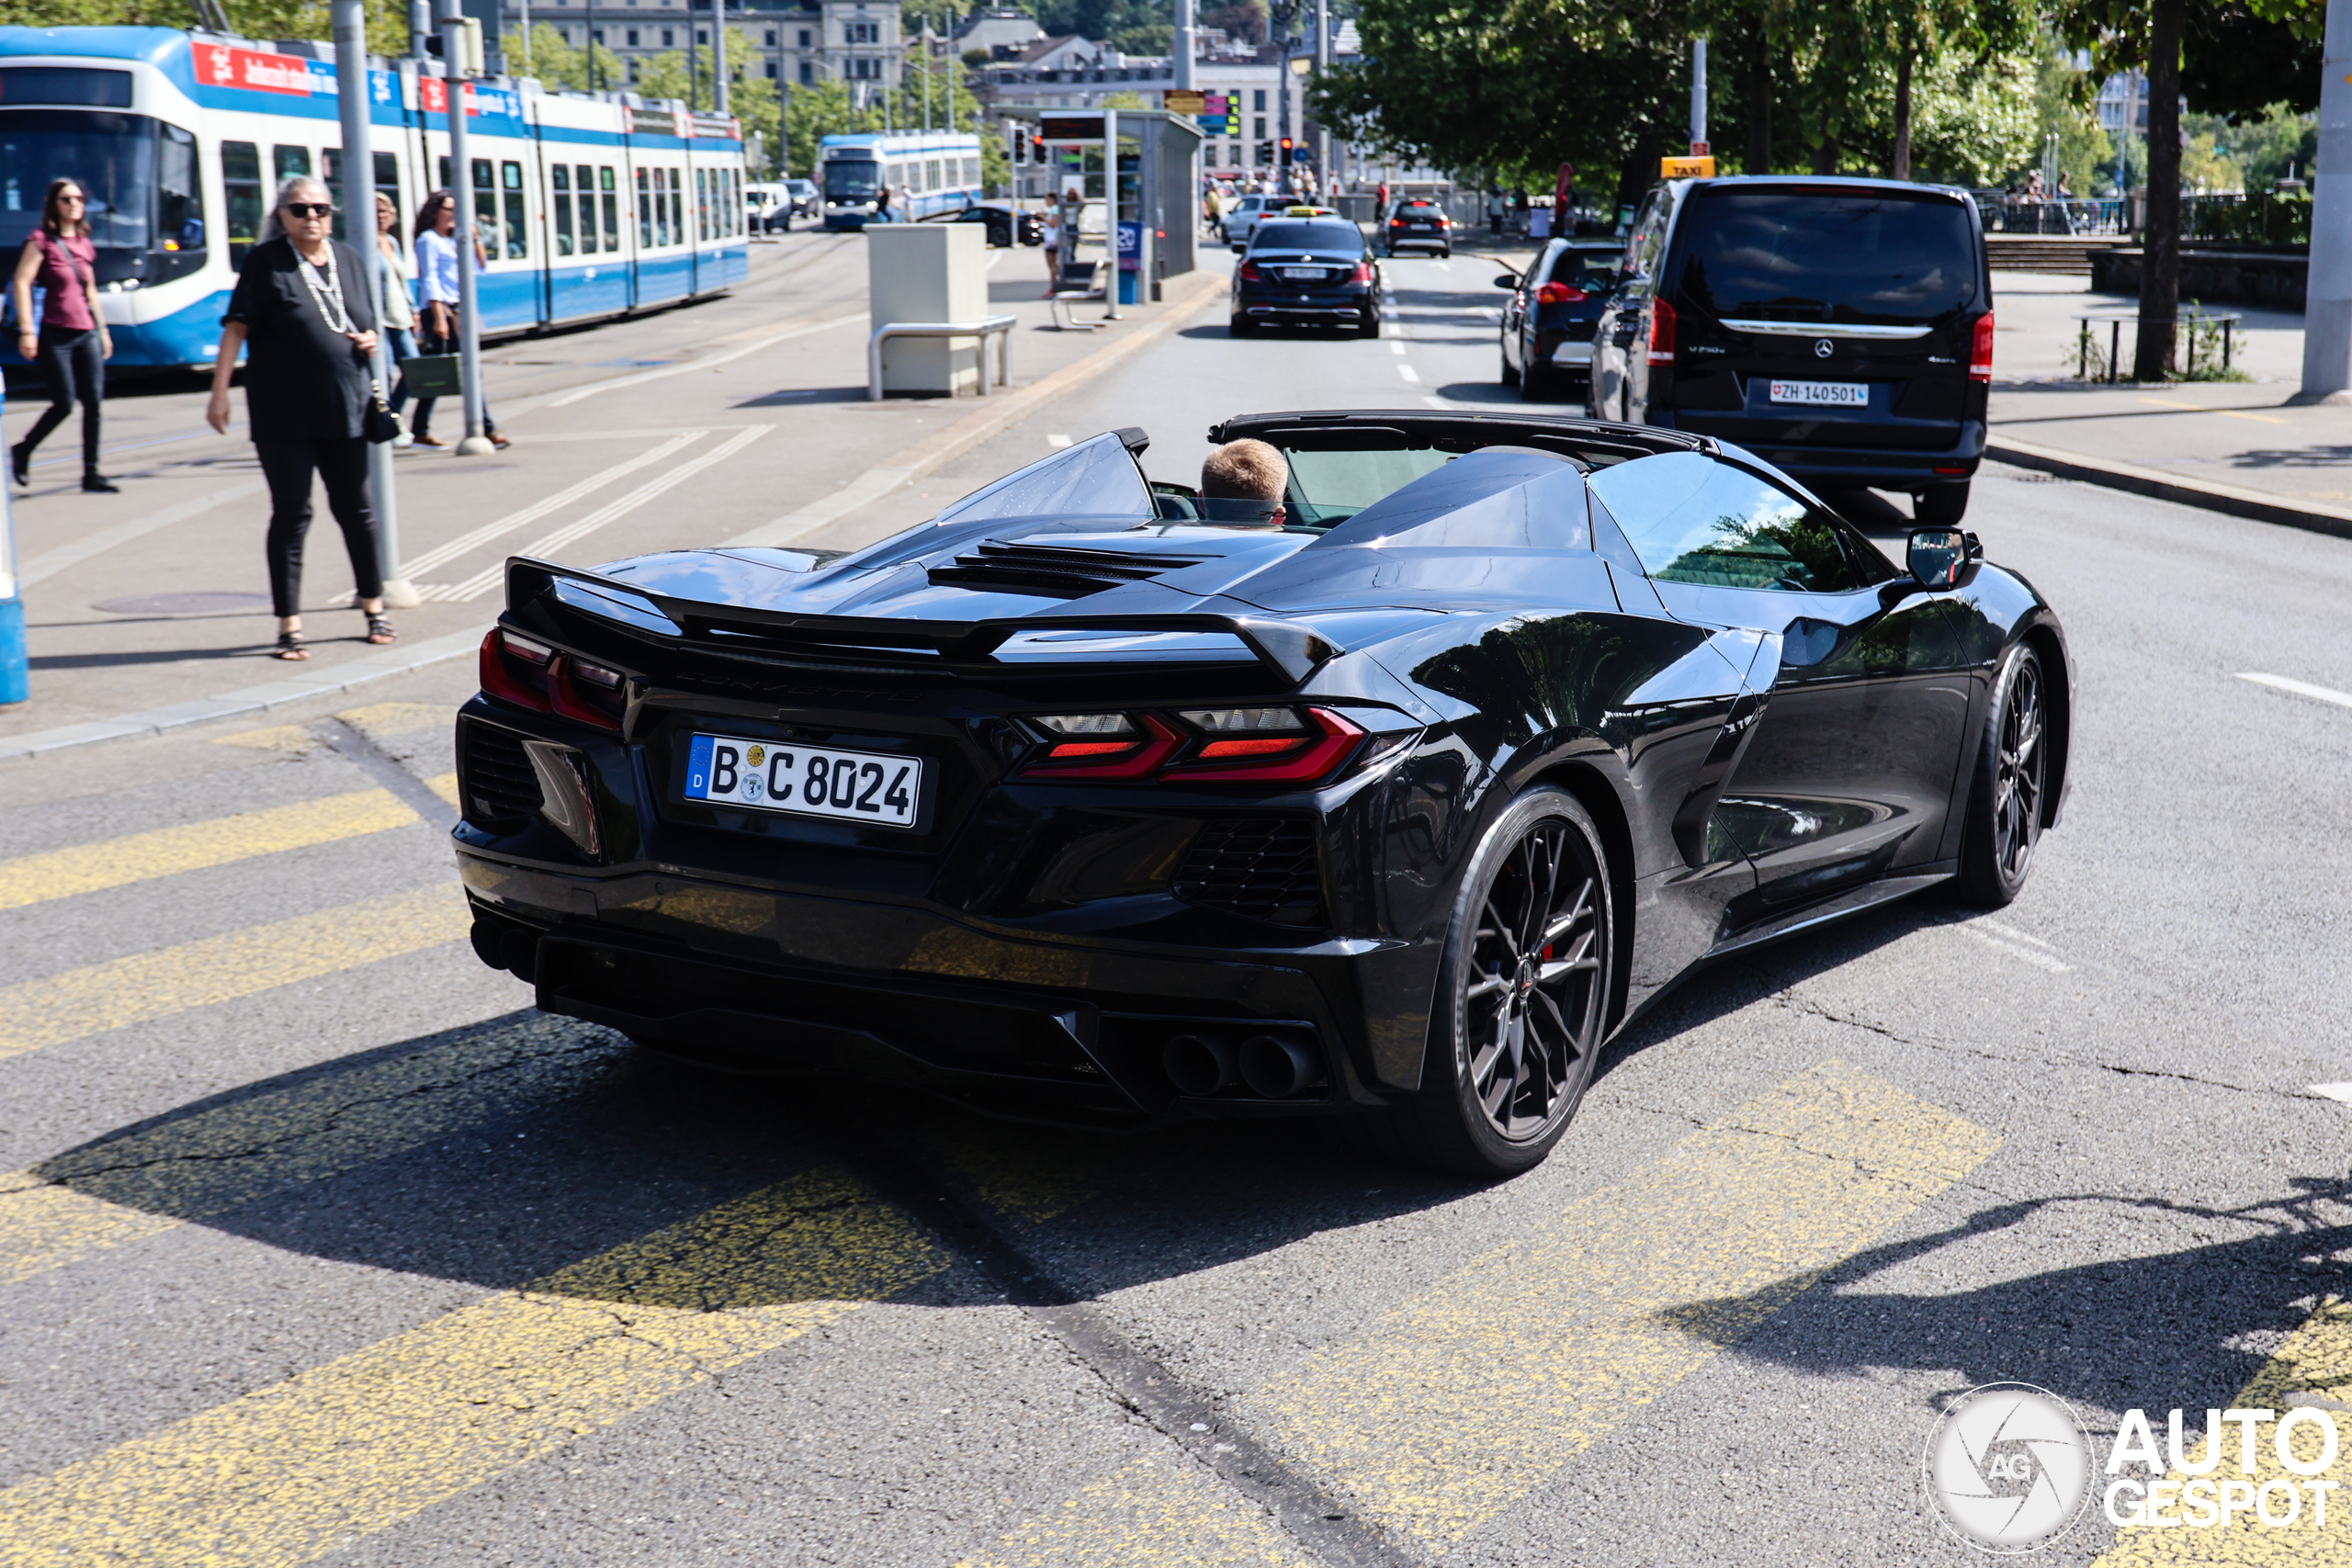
{"left": 953, "top": 201, "right": 1044, "bottom": 247}
{"left": 1230, "top": 218, "right": 1383, "bottom": 337}
{"left": 1589, "top": 175, "right": 1992, "bottom": 523}
{"left": 454, "top": 413, "right": 2070, "bottom": 1174}
{"left": 745, "top": 182, "right": 794, "bottom": 232}
{"left": 1220, "top": 193, "right": 1275, "bottom": 245}
{"left": 786, "top": 178, "right": 818, "bottom": 218}
{"left": 1497, "top": 239, "right": 1621, "bottom": 400}
{"left": 1381, "top": 197, "right": 1453, "bottom": 256}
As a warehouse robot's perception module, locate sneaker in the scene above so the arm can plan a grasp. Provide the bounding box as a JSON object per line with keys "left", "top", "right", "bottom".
{"left": 82, "top": 473, "right": 119, "bottom": 493}
{"left": 8, "top": 443, "right": 26, "bottom": 487}
{"left": 391, "top": 433, "right": 414, "bottom": 449}
{"left": 490, "top": 434, "right": 511, "bottom": 450}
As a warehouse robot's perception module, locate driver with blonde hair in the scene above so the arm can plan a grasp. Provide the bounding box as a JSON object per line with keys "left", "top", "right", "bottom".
{"left": 1199, "top": 438, "right": 1289, "bottom": 527}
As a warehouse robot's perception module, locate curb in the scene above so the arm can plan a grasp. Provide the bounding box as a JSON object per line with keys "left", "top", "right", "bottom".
{"left": 1986, "top": 434, "right": 2352, "bottom": 542}
{"left": 729, "top": 266, "right": 1230, "bottom": 548}
{"left": 0, "top": 626, "right": 487, "bottom": 761}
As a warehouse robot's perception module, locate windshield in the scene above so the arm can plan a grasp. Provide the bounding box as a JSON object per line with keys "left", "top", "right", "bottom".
{"left": 933, "top": 431, "right": 1151, "bottom": 525}
{"left": 0, "top": 109, "right": 167, "bottom": 280}
{"left": 824, "top": 159, "right": 878, "bottom": 201}
{"left": 1282, "top": 446, "right": 1455, "bottom": 527}
{"left": 1670, "top": 190, "right": 1979, "bottom": 326}
{"left": 1250, "top": 221, "right": 1357, "bottom": 253}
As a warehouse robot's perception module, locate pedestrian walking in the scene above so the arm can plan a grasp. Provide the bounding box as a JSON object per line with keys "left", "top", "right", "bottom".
{"left": 873, "top": 185, "right": 895, "bottom": 224}
{"left": 202, "top": 175, "right": 395, "bottom": 662}
{"left": 8, "top": 178, "right": 117, "bottom": 492}
{"left": 373, "top": 191, "right": 420, "bottom": 450}
{"left": 409, "top": 188, "right": 506, "bottom": 450}
{"left": 1039, "top": 205, "right": 1061, "bottom": 297}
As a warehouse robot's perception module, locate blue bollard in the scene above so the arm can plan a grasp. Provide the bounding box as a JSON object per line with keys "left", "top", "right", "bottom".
{"left": 0, "top": 377, "right": 22, "bottom": 705}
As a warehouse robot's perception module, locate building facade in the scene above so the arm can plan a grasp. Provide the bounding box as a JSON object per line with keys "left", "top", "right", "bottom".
{"left": 505, "top": 0, "right": 901, "bottom": 90}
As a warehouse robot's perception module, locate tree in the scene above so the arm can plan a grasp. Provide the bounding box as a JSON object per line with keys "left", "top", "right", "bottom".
{"left": 630, "top": 36, "right": 782, "bottom": 170}
{"left": 518, "top": 21, "right": 622, "bottom": 94}
{"left": 14, "top": 0, "right": 411, "bottom": 55}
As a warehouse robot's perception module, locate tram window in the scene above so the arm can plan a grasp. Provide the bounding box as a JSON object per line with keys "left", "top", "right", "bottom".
{"left": 154, "top": 121, "right": 205, "bottom": 276}
{"left": 924, "top": 160, "right": 939, "bottom": 191}
{"left": 573, "top": 164, "right": 596, "bottom": 253}
{"left": 636, "top": 167, "right": 652, "bottom": 247}
{"left": 274, "top": 145, "right": 311, "bottom": 184}
{"left": 469, "top": 158, "right": 497, "bottom": 258}
{"left": 669, "top": 172, "right": 683, "bottom": 248}
{"left": 552, "top": 164, "right": 573, "bottom": 256}
{"left": 699, "top": 168, "right": 711, "bottom": 242}
{"left": 222, "top": 141, "right": 262, "bottom": 264}
{"left": 599, "top": 164, "right": 618, "bottom": 251}
{"left": 500, "top": 160, "right": 526, "bottom": 258}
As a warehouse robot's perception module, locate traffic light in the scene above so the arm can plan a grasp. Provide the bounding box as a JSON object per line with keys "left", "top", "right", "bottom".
{"left": 1255, "top": 141, "right": 1272, "bottom": 166}
{"left": 1279, "top": 137, "right": 1294, "bottom": 164}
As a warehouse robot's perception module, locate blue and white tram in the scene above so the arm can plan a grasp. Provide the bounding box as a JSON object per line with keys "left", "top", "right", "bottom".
{"left": 0, "top": 26, "right": 750, "bottom": 369}
{"left": 818, "top": 130, "right": 983, "bottom": 229}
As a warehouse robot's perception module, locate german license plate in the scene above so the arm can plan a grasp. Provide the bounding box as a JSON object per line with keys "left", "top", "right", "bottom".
{"left": 1281, "top": 266, "right": 1323, "bottom": 280}
{"left": 1769, "top": 379, "right": 1868, "bottom": 407}
{"left": 683, "top": 733, "right": 921, "bottom": 828}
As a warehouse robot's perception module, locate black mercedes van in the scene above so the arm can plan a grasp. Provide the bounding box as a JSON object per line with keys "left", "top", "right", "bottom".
{"left": 1588, "top": 176, "right": 1992, "bottom": 523}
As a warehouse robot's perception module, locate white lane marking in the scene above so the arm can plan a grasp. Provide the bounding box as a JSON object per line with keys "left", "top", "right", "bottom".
{"left": 725, "top": 464, "right": 917, "bottom": 550}
{"left": 2237, "top": 671, "right": 2352, "bottom": 710}
{"left": 544, "top": 316, "right": 861, "bottom": 408}
{"left": 1389, "top": 341, "right": 1406, "bottom": 355}
{"left": 1973, "top": 917, "right": 2060, "bottom": 951}
{"left": 396, "top": 433, "right": 707, "bottom": 577}
{"left": 443, "top": 426, "right": 773, "bottom": 600}
{"left": 1429, "top": 260, "right": 1453, "bottom": 272}
{"left": 1396, "top": 364, "right": 1422, "bottom": 384}
{"left": 1953, "top": 924, "right": 2071, "bottom": 973}
{"left": 1420, "top": 396, "right": 1456, "bottom": 411}
{"left": 14, "top": 479, "right": 269, "bottom": 592}
{"left": 1046, "top": 434, "right": 1073, "bottom": 448}
{"left": 2308, "top": 1084, "right": 2352, "bottom": 1104}
{"left": 986, "top": 252, "right": 1003, "bottom": 272}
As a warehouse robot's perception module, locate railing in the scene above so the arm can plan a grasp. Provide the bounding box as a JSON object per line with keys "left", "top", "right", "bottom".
{"left": 867, "top": 315, "right": 1018, "bottom": 400}
{"left": 1970, "top": 194, "right": 2128, "bottom": 236}
{"left": 2184, "top": 191, "right": 2312, "bottom": 247}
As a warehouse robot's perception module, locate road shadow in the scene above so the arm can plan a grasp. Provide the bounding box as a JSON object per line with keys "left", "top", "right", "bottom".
{"left": 735, "top": 387, "right": 867, "bottom": 406}
{"left": 2229, "top": 444, "right": 2352, "bottom": 469}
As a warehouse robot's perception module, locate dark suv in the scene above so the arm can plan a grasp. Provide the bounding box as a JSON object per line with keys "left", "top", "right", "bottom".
{"left": 1230, "top": 219, "right": 1383, "bottom": 337}
{"left": 1589, "top": 176, "right": 1991, "bottom": 523}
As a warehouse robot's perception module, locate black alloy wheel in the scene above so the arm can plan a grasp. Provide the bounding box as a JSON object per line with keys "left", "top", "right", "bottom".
{"left": 1499, "top": 344, "right": 1521, "bottom": 387}
{"left": 1954, "top": 643, "right": 2048, "bottom": 907}
{"left": 1229, "top": 315, "right": 1256, "bottom": 337}
{"left": 1916, "top": 481, "right": 1972, "bottom": 525}
{"left": 1390, "top": 786, "right": 1614, "bottom": 1176}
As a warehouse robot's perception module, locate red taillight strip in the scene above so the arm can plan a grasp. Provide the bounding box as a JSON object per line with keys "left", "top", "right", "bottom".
{"left": 1647, "top": 298, "right": 1678, "bottom": 367}
{"left": 478, "top": 628, "right": 549, "bottom": 712}
{"left": 1970, "top": 311, "right": 1995, "bottom": 382}
{"left": 1019, "top": 712, "right": 1184, "bottom": 780}
{"left": 1162, "top": 707, "right": 1365, "bottom": 784}
{"left": 547, "top": 656, "right": 622, "bottom": 733}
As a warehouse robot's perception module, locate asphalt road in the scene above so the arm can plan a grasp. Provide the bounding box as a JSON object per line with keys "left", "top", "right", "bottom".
{"left": 2, "top": 241, "right": 2349, "bottom": 1568}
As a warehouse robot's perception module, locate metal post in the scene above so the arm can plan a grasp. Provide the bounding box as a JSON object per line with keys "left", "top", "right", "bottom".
{"left": 437, "top": 0, "right": 493, "bottom": 454}
{"left": 519, "top": 0, "right": 530, "bottom": 73}
{"left": 689, "top": 2, "right": 700, "bottom": 110}
{"left": 1690, "top": 36, "right": 1707, "bottom": 151}
{"left": 713, "top": 0, "right": 729, "bottom": 115}
{"left": 1102, "top": 106, "right": 1120, "bottom": 320}
{"left": 921, "top": 17, "right": 930, "bottom": 131}
{"left": 335, "top": 0, "right": 416, "bottom": 604}
{"left": 1173, "top": 0, "right": 1194, "bottom": 91}
{"left": 2297, "top": 0, "right": 2352, "bottom": 402}
{"left": 0, "top": 380, "right": 24, "bottom": 707}
{"left": 1313, "top": 0, "right": 1329, "bottom": 184}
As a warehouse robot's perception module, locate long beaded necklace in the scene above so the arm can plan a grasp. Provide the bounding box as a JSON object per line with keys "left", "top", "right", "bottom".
{"left": 293, "top": 243, "right": 356, "bottom": 335}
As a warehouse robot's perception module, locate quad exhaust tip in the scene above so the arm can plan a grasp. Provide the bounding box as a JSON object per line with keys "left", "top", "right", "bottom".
{"left": 1161, "top": 1029, "right": 1322, "bottom": 1099}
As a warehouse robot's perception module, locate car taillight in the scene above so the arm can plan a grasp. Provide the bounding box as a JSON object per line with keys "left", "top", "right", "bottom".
{"left": 548, "top": 655, "right": 623, "bottom": 732}
{"left": 1350, "top": 262, "right": 1372, "bottom": 284}
{"left": 1647, "top": 297, "right": 1677, "bottom": 367}
{"left": 479, "top": 628, "right": 551, "bottom": 712}
{"left": 1162, "top": 706, "right": 1365, "bottom": 784}
{"left": 1437, "top": 216, "right": 1451, "bottom": 227}
{"left": 1971, "top": 311, "right": 1995, "bottom": 382}
{"left": 1018, "top": 712, "right": 1184, "bottom": 779}
{"left": 1534, "top": 281, "right": 1587, "bottom": 306}
{"left": 1239, "top": 260, "right": 1262, "bottom": 281}
{"left": 1388, "top": 218, "right": 1406, "bottom": 228}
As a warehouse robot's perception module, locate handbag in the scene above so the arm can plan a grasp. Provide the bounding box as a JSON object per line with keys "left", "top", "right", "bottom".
{"left": 402, "top": 353, "right": 464, "bottom": 399}
{"left": 362, "top": 377, "right": 400, "bottom": 444}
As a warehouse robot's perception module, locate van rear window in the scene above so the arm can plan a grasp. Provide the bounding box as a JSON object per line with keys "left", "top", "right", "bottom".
{"left": 1670, "top": 190, "right": 1979, "bottom": 326}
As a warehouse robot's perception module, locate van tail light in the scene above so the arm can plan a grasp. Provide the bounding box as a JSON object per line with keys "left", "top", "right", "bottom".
{"left": 1438, "top": 216, "right": 1452, "bottom": 227}
{"left": 1162, "top": 707, "right": 1365, "bottom": 784}
{"left": 1970, "top": 311, "right": 1995, "bottom": 382}
{"left": 1239, "top": 260, "right": 1263, "bottom": 281}
{"left": 1647, "top": 297, "right": 1677, "bottom": 367}
{"left": 480, "top": 628, "right": 551, "bottom": 712}
{"left": 1019, "top": 712, "right": 1184, "bottom": 780}
{"left": 1535, "top": 281, "right": 1587, "bottom": 306}
{"left": 1350, "top": 262, "right": 1372, "bottom": 284}
{"left": 1388, "top": 217, "right": 1406, "bottom": 228}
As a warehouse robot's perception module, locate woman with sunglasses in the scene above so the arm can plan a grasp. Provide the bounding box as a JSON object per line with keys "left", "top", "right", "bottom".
{"left": 204, "top": 176, "right": 394, "bottom": 661}
{"left": 408, "top": 188, "right": 505, "bottom": 449}
{"left": 8, "top": 178, "right": 117, "bottom": 492}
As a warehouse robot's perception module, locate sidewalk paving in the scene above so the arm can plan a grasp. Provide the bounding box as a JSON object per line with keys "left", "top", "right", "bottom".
{"left": 1986, "top": 269, "right": 2352, "bottom": 536}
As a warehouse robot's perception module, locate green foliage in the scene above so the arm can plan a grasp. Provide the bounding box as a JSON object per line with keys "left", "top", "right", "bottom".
{"left": 13, "top": 0, "right": 413, "bottom": 57}
{"left": 2187, "top": 186, "right": 2312, "bottom": 243}
{"left": 2018, "top": 38, "right": 2112, "bottom": 193}
{"left": 2205, "top": 104, "right": 2318, "bottom": 187}
{"left": 779, "top": 51, "right": 1004, "bottom": 186}
{"left": 516, "top": 20, "right": 622, "bottom": 92}
{"left": 621, "top": 34, "right": 780, "bottom": 168}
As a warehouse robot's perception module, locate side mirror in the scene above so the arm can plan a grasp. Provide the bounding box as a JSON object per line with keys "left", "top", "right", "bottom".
{"left": 1494, "top": 274, "right": 1520, "bottom": 288}
{"left": 1905, "top": 526, "right": 1980, "bottom": 590}
{"left": 1231, "top": 242, "right": 1247, "bottom": 254}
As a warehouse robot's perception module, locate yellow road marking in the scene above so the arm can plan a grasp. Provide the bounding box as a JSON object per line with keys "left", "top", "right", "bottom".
{"left": 0, "top": 1168, "right": 945, "bottom": 1568}
{"left": 0, "top": 884, "right": 472, "bottom": 1059}
{"left": 2093, "top": 1297, "right": 2352, "bottom": 1563}
{"left": 1253, "top": 1060, "right": 2000, "bottom": 1546}
{"left": 210, "top": 724, "right": 313, "bottom": 752}
{"left": 0, "top": 1015, "right": 625, "bottom": 1290}
{"left": 425, "top": 770, "right": 460, "bottom": 807}
{"left": 0, "top": 788, "right": 417, "bottom": 911}
{"left": 957, "top": 1454, "right": 1311, "bottom": 1568}
{"left": 334, "top": 701, "right": 449, "bottom": 739}
{"left": 2136, "top": 395, "right": 2288, "bottom": 424}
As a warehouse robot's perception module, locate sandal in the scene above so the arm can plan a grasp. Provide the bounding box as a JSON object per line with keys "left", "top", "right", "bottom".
{"left": 364, "top": 611, "right": 397, "bottom": 646}
{"left": 274, "top": 629, "right": 310, "bottom": 660}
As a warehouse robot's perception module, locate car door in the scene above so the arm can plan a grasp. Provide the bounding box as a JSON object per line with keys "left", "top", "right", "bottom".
{"left": 1587, "top": 451, "right": 1973, "bottom": 916}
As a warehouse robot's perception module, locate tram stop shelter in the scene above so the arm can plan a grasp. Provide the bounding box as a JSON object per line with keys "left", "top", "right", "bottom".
{"left": 1035, "top": 108, "right": 1206, "bottom": 303}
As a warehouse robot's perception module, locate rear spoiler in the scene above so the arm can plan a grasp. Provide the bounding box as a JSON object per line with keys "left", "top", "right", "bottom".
{"left": 504, "top": 557, "right": 1344, "bottom": 685}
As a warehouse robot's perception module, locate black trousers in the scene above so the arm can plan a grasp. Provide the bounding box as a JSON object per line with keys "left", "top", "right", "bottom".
{"left": 411, "top": 321, "right": 495, "bottom": 438}
{"left": 256, "top": 437, "right": 384, "bottom": 619}
{"left": 17, "top": 325, "right": 104, "bottom": 474}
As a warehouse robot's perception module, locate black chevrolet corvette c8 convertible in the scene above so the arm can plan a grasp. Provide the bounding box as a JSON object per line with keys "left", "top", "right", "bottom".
{"left": 452, "top": 412, "right": 2071, "bottom": 1175}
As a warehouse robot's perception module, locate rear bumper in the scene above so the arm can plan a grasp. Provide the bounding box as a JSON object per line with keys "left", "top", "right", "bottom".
{"left": 456, "top": 850, "right": 1414, "bottom": 1127}
{"left": 1666, "top": 413, "right": 1986, "bottom": 486}
{"left": 1238, "top": 288, "right": 1375, "bottom": 324}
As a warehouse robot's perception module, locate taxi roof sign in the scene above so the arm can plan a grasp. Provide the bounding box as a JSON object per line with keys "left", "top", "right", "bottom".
{"left": 1660, "top": 154, "right": 1717, "bottom": 179}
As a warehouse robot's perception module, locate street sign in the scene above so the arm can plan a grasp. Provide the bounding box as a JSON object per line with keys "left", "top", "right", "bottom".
{"left": 1164, "top": 89, "right": 1204, "bottom": 115}
{"left": 1040, "top": 113, "right": 1104, "bottom": 141}
{"left": 1660, "top": 154, "right": 1716, "bottom": 178}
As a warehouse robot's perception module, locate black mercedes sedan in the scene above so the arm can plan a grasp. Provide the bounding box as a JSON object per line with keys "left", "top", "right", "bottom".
{"left": 1230, "top": 218, "right": 1382, "bottom": 337}
{"left": 451, "top": 413, "right": 2070, "bottom": 1176}
{"left": 1498, "top": 239, "right": 1621, "bottom": 400}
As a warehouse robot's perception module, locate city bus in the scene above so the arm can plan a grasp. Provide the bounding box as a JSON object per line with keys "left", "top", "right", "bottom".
{"left": 818, "top": 130, "right": 982, "bottom": 229}
{"left": 0, "top": 25, "right": 749, "bottom": 369}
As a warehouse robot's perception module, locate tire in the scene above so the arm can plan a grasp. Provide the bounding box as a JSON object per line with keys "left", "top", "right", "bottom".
{"left": 1521, "top": 358, "right": 1551, "bottom": 401}
{"left": 1229, "top": 315, "right": 1255, "bottom": 337}
{"left": 1358, "top": 310, "right": 1381, "bottom": 339}
{"left": 1440, "top": 246, "right": 1452, "bottom": 258}
{"left": 1499, "top": 346, "right": 1521, "bottom": 388}
{"left": 1916, "top": 482, "right": 1971, "bottom": 525}
{"left": 1385, "top": 786, "right": 1614, "bottom": 1177}
{"left": 1952, "top": 643, "right": 2049, "bottom": 908}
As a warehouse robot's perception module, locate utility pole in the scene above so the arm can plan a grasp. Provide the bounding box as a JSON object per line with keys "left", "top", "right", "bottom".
{"left": 1174, "top": 0, "right": 1194, "bottom": 91}
{"left": 2299, "top": 0, "right": 2352, "bottom": 402}
{"left": 436, "top": 0, "right": 493, "bottom": 454}
{"left": 1313, "top": 0, "right": 1328, "bottom": 187}
{"left": 713, "top": 0, "right": 728, "bottom": 114}
{"left": 922, "top": 17, "right": 931, "bottom": 131}
{"left": 1690, "top": 36, "right": 1707, "bottom": 152}
{"left": 334, "top": 0, "right": 415, "bottom": 604}
{"left": 689, "top": 5, "right": 699, "bottom": 110}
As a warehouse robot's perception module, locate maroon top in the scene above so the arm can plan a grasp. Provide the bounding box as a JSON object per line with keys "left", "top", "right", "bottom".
{"left": 30, "top": 231, "right": 96, "bottom": 332}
